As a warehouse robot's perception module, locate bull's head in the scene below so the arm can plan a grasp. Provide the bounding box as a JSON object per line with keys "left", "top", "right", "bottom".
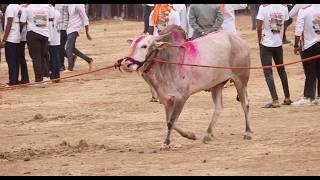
{"left": 121, "top": 35, "right": 170, "bottom": 73}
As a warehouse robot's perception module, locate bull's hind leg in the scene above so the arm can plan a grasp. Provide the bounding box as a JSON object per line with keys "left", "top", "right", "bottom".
{"left": 203, "top": 83, "right": 224, "bottom": 143}
{"left": 233, "top": 80, "right": 253, "bottom": 140}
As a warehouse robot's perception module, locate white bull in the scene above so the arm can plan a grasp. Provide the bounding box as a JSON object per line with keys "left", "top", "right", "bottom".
{"left": 121, "top": 25, "right": 252, "bottom": 150}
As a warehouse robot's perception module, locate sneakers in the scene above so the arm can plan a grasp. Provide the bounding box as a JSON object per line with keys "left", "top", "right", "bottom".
{"left": 312, "top": 97, "right": 320, "bottom": 105}
{"left": 291, "top": 97, "right": 312, "bottom": 106}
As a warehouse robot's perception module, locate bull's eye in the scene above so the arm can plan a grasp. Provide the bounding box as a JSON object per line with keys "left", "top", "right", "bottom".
{"left": 141, "top": 45, "right": 147, "bottom": 49}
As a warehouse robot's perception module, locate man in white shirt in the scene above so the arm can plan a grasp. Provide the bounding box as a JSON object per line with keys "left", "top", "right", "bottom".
{"left": 1, "top": 4, "right": 22, "bottom": 86}
{"left": 221, "top": 4, "right": 247, "bottom": 34}
{"left": 66, "top": 4, "right": 93, "bottom": 72}
{"left": 55, "top": 4, "right": 69, "bottom": 71}
{"left": 148, "top": 4, "right": 181, "bottom": 36}
{"left": 256, "top": 4, "right": 292, "bottom": 108}
{"left": 292, "top": 4, "right": 320, "bottom": 105}
{"left": 172, "top": 4, "right": 188, "bottom": 34}
{"left": 48, "top": 5, "right": 61, "bottom": 82}
{"left": 20, "top": 4, "right": 55, "bottom": 83}
{"left": 17, "top": 4, "right": 30, "bottom": 84}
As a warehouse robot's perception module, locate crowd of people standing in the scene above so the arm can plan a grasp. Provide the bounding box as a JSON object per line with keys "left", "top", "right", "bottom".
{"left": 0, "top": 4, "right": 93, "bottom": 87}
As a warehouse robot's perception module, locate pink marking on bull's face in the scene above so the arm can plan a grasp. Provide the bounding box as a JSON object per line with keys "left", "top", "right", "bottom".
{"left": 122, "top": 35, "right": 156, "bottom": 72}
{"left": 129, "top": 35, "right": 146, "bottom": 57}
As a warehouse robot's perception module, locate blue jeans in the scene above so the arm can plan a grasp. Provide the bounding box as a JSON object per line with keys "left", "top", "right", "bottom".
{"left": 260, "top": 45, "right": 290, "bottom": 101}
{"left": 49, "top": 45, "right": 61, "bottom": 79}
{"left": 66, "top": 31, "right": 92, "bottom": 71}
{"left": 4, "top": 42, "right": 19, "bottom": 85}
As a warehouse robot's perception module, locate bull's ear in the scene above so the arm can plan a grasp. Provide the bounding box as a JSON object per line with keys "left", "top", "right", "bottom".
{"left": 126, "top": 39, "right": 133, "bottom": 45}
{"left": 155, "top": 42, "right": 170, "bottom": 50}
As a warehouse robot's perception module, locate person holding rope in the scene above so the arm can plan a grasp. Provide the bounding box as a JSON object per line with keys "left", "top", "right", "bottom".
{"left": 292, "top": 4, "right": 320, "bottom": 105}
{"left": 257, "top": 4, "right": 293, "bottom": 108}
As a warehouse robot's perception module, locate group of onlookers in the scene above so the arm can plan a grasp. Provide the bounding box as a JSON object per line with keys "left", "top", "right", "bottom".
{"left": 0, "top": 4, "right": 93, "bottom": 87}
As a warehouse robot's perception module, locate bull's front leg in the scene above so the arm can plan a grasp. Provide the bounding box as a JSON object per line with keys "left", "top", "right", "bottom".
{"left": 161, "top": 95, "right": 187, "bottom": 150}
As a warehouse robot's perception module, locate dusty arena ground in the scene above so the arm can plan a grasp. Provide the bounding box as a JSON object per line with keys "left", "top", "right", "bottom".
{"left": 0, "top": 15, "right": 319, "bottom": 176}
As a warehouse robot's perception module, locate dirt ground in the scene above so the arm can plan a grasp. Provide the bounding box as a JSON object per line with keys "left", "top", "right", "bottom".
{"left": 0, "top": 14, "right": 319, "bottom": 176}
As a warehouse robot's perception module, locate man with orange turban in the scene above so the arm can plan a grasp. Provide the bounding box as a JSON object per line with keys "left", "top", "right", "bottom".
{"left": 148, "top": 4, "right": 181, "bottom": 36}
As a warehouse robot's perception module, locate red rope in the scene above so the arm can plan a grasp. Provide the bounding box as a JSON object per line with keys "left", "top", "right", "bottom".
{"left": 152, "top": 54, "right": 320, "bottom": 70}
{"left": 0, "top": 62, "right": 122, "bottom": 91}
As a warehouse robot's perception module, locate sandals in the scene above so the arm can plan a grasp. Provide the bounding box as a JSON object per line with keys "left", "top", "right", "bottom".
{"left": 263, "top": 102, "right": 281, "bottom": 108}
{"left": 282, "top": 99, "right": 293, "bottom": 105}
{"left": 150, "top": 97, "right": 159, "bottom": 102}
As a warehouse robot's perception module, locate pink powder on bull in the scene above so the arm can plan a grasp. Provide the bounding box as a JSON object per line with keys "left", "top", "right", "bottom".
{"left": 177, "top": 41, "right": 199, "bottom": 78}
{"left": 129, "top": 35, "right": 146, "bottom": 57}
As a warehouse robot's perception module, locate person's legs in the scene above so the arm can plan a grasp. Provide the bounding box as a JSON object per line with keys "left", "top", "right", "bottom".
{"left": 27, "top": 31, "right": 44, "bottom": 82}
{"left": 41, "top": 36, "right": 50, "bottom": 79}
{"left": 4, "top": 42, "right": 19, "bottom": 86}
{"left": 66, "top": 32, "right": 78, "bottom": 71}
{"left": 70, "top": 32, "right": 92, "bottom": 64}
{"left": 49, "top": 46, "right": 61, "bottom": 80}
{"left": 144, "top": 5, "right": 153, "bottom": 34}
{"left": 272, "top": 46, "right": 291, "bottom": 101}
{"left": 301, "top": 46, "right": 317, "bottom": 100}
{"left": 18, "top": 41, "right": 30, "bottom": 83}
{"left": 59, "top": 30, "right": 68, "bottom": 71}
{"left": 260, "top": 45, "right": 279, "bottom": 104}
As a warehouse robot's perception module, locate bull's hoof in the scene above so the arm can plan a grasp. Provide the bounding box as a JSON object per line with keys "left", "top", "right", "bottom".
{"left": 243, "top": 133, "right": 252, "bottom": 140}
{"left": 186, "top": 132, "right": 197, "bottom": 140}
{"left": 203, "top": 134, "right": 214, "bottom": 144}
{"left": 160, "top": 143, "right": 171, "bottom": 151}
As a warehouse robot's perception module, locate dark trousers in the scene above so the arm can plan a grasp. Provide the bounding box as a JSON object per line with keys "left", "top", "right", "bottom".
{"left": 59, "top": 30, "right": 68, "bottom": 70}
{"left": 260, "top": 45, "right": 290, "bottom": 101}
{"left": 49, "top": 45, "right": 61, "bottom": 79}
{"left": 4, "top": 42, "right": 19, "bottom": 85}
{"left": 301, "top": 42, "right": 320, "bottom": 99}
{"left": 143, "top": 5, "right": 153, "bottom": 33}
{"left": 18, "top": 41, "right": 30, "bottom": 83}
{"left": 66, "top": 31, "right": 92, "bottom": 71}
{"left": 27, "top": 31, "right": 49, "bottom": 82}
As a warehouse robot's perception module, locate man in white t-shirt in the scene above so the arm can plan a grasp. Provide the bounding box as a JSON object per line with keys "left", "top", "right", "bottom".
{"left": 48, "top": 5, "right": 61, "bottom": 82}
{"left": 292, "top": 4, "right": 320, "bottom": 105}
{"left": 221, "top": 4, "right": 247, "bottom": 34}
{"left": 148, "top": 4, "right": 181, "bottom": 36}
{"left": 172, "top": 4, "right": 188, "bottom": 34}
{"left": 20, "top": 4, "right": 55, "bottom": 83}
{"left": 256, "top": 4, "right": 292, "bottom": 108}
{"left": 17, "top": 4, "right": 30, "bottom": 84}
{"left": 1, "top": 4, "right": 22, "bottom": 86}
{"left": 66, "top": 4, "right": 93, "bottom": 72}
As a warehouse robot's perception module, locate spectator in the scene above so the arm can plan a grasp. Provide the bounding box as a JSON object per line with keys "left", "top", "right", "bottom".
{"left": 172, "top": 4, "right": 188, "bottom": 34}
{"left": 256, "top": 4, "right": 292, "bottom": 108}
{"left": 248, "top": 4, "right": 260, "bottom": 30}
{"left": 188, "top": 4, "right": 223, "bottom": 40}
{"left": 283, "top": 4, "right": 295, "bottom": 44}
{"left": 17, "top": 4, "right": 30, "bottom": 84}
{"left": 1, "top": 4, "right": 22, "bottom": 86}
{"left": 186, "top": 4, "right": 194, "bottom": 40}
{"left": 66, "top": 4, "right": 93, "bottom": 72}
{"left": 220, "top": 4, "right": 247, "bottom": 34}
{"left": 292, "top": 4, "right": 320, "bottom": 105}
{"left": 20, "top": 4, "right": 54, "bottom": 83}
{"left": 148, "top": 4, "right": 181, "bottom": 36}
{"left": 48, "top": 5, "right": 61, "bottom": 82}
{"left": 55, "top": 4, "right": 70, "bottom": 72}
{"left": 143, "top": 4, "right": 153, "bottom": 34}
